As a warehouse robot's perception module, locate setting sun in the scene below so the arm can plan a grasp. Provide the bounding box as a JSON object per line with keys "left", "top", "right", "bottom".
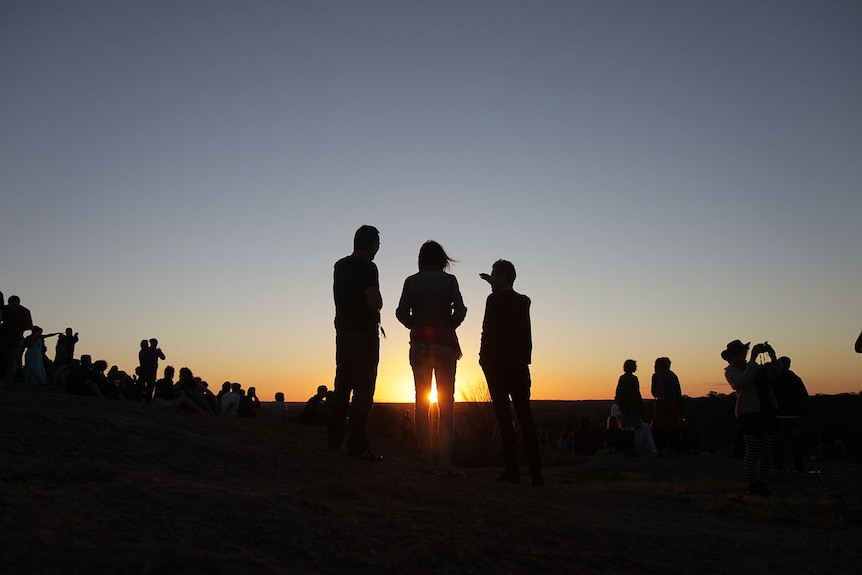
{"left": 428, "top": 386, "right": 438, "bottom": 404}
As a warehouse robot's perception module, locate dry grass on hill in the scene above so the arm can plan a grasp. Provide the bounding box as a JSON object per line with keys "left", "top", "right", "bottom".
{"left": 1, "top": 386, "right": 861, "bottom": 574}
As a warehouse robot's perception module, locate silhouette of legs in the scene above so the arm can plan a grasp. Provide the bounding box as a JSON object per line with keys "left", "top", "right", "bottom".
{"left": 329, "top": 334, "right": 379, "bottom": 455}
{"left": 410, "top": 344, "right": 457, "bottom": 472}
{"left": 484, "top": 364, "right": 542, "bottom": 484}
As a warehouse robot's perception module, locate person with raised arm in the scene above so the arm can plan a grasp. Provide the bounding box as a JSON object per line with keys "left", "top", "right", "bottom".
{"left": 479, "top": 259, "right": 543, "bottom": 486}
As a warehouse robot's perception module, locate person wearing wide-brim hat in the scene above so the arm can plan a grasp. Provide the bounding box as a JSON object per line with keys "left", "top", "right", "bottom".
{"left": 722, "top": 339, "right": 783, "bottom": 496}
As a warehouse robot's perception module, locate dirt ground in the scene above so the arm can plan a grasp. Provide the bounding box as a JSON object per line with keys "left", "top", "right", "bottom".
{"left": 1, "top": 386, "right": 860, "bottom": 574}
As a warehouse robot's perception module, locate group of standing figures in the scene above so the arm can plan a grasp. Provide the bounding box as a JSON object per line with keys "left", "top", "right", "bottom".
{"left": 327, "top": 225, "right": 543, "bottom": 486}
{"left": 613, "top": 357, "right": 685, "bottom": 459}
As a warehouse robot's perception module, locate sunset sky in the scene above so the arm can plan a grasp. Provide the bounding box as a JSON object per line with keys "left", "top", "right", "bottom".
{"left": 2, "top": 1, "right": 861, "bottom": 403}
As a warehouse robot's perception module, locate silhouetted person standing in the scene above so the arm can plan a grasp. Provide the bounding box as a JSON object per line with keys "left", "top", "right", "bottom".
{"left": 23, "top": 327, "right": 60, "bottom": 384}
{"left": 723, "top": 339, "right": 782, "bottom": 497}
{"left": 139, "top": 338, "right": 165, "bottom": 402}
{"left": 772, "top": 356, "right": 808, "bottom": 473}
{"left": 615, "top": 359, "right": 643, "bottom": 457}
{"left": 479, "top": 259, "right": 543, "bottom": 486}
{"left": 0, "top": 295, "right": 33, "bottom": 384}
{"left": 396, "top": 240, "right": 467, "bottom": 476}
{"left": 651, "top": 356, "right": 684, "bottom": 455}
{"left": 54, "top": 328, "right": 79, "bottom": 368}
{"left": 328, "top": 225, "right": 383, "bottom": 461}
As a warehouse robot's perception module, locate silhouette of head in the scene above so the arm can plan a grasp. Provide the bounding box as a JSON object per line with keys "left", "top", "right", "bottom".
{"left": 623, "top": 359, "right": 637, "bottom": 373}
{"left": 164, "top": 365, "right": 175, "bottom": 379}
{"left": 654, "top": 357, "right": 671, "bottom": 371}
{"left": 149, "top": 338, "right": 159, "bottom": 347}
{"left": 275, "top": 392, "right": 285, "bottom": 402}
{"left": 418, "top": 240, "right": 456, "bottom": 271}
{"left": 140, "top": 339, "right": 148, "bottom": 349}
{"left": 779, "top": 356, "right": 791, "bottom": 370}
{"left": 317, "top": 384, "right": 328, "bottom": 396}
{"left": 8, "top": 295, "right": 20, "bottom": 305}
{"left": 721, "top": 340, "right": 750, "bottom": 362}
{"left": 491, "top": 259, "right": 516, "bottom": 285}
{"left": 354, "top": 225, "right": 380, "bottom": 258}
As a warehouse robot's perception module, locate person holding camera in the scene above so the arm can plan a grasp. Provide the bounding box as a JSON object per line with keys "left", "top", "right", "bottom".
{"left": 722, "top": 339, "right": 783, "bottom": 496}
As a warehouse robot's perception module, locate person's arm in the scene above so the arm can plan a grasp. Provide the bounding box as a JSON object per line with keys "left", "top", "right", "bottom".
{"left": 758, "top": 343, "right": 785, "bottom": 379}
{"left": 651, "top": 373, "right": 662, "bottom": 399}
{"left": 725, "top": 361, "right": 758, "bottom": 390}
{"left": 365, "top": 285, "right": 382, "bottom": 313}
{"left": 395, "top": 280, "right": 412, "bottom": 329}
{"left": 450, "top": 277, "right": 467, "bottom": 327}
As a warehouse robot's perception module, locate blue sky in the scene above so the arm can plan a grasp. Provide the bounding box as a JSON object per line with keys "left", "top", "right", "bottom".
{"left": 2, "top": 1, "right": 861, "bottom": 401}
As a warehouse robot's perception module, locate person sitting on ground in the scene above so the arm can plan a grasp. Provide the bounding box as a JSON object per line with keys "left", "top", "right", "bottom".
{"left": 572, "top": 416, "right": 600, "bottom": 456}
{"left": 177, "top": 367, "right": 214, "bottom": 413}
{"left": 90, "top": 359, "right": 123, "bottom": 398}
{"left": 108, "top": 365, "right": 137, "bottom": 400}
{"left": 236, "top": 386, "right": 261, "bottom": 418}
{"left": 300, "top": 384, "right": 329, "bottom": 424}
{"left": 601, "top": 415, "right": 624, "bottom": 453}
{"left": 267, "top": 392, "right": 288, "bottom": 423}
{"left": 220, "top": 382, "right": 242, "bottom": 416}
{"left": 52, "top": 358, "right": 75, "bottom": 389}
{"left": 215, "top": 381, "right": 231, "bottom": 414}
{"left": 815, "top": 428, "right": 845, "bottom": 462}
{"left": 153, "top": 365, "right": 204, "bottom": 413}
{"left": 198, "top": 379, "right": 219, "bottom": 413}
{"left": 64, "top": 355, "right": 101, "bottom": 397}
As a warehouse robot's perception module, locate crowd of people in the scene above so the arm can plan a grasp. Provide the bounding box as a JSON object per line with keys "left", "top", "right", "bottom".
{"left": 0, "top": 291, "right": 286, "bottom": 421}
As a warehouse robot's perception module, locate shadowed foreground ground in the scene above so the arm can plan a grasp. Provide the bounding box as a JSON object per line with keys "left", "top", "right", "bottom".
{"left": 1, "top": 387, "right": 860, "bottom": 574}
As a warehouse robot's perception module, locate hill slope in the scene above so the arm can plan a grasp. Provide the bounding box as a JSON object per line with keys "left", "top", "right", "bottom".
{"left": 1, "top": 387, "right": 860, "bottom": 574}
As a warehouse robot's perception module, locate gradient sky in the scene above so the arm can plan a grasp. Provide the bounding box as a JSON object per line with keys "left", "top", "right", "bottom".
{"left": 2, "top": 1, "right": 861, "bottom": 403}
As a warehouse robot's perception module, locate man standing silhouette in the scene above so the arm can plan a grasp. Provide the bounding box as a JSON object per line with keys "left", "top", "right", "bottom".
{"left": 0, "top": 295, "right": 33, "bottom": 384}
{"left": 479, "top": 260, "right": 543, "bottom": 486}
{"left": 54, "top": 328, "right": 79, "bottom": 368}
{"left": 139, "top": 338, "right": 165, "bottom": 402}
{"left": 328, "top": 225, "right": 383, "bottom": 461}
